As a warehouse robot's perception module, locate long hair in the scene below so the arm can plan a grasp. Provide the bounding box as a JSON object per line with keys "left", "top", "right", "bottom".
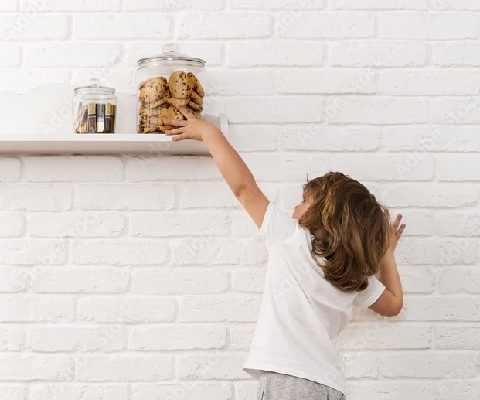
{"left": 298, "top": 172, "right": 390, "bottom": 292}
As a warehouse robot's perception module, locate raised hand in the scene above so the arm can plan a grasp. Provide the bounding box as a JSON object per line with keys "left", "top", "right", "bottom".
{"left": 161, "top": 101, "right": 221, "bottom": 142}
{"left": 384, "top": 208, "right": 406, "bottom": 254}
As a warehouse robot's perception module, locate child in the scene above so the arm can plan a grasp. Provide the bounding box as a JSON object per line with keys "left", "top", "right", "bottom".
{"left": 163, "top": 105, "right": 405, "bottom": 400}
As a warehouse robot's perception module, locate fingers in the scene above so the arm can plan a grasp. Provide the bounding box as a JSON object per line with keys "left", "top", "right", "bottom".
{"left": 171, "top": 133, "right": 186, "bottom": 142}
{"left": 384, "top": 207, "right": 391, "bottom": 222}
{"left": 385, "top": 208, "right": 406, "bottom": 240}
{"left": 164, "top": 127, "right": 185, "bottom": 135}
{"left": 393, "top": 223, "right": 406, "bottom": 245}
{"left": 384, "top": 208, "right": 403, "bottom": 229}
{"left": 162, "top": 118, "right": 188, "bottom": 127}
{"left": 392, "top": 213, "right": 402, "bottom": 229}
{"left": 172, "top": 101, "right": 194, "bottom": 120}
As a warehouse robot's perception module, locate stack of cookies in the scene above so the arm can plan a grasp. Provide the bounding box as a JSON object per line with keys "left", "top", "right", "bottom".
{"left": 138, "top": 71, "right": 205, "bottom": 134}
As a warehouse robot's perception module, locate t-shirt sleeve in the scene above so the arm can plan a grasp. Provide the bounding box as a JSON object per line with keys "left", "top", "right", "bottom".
{"left": 353, "top": 275, "right": 386, "bottom": 309}
{"left": 258, "top": 201, "right": 298, "bottom": 247}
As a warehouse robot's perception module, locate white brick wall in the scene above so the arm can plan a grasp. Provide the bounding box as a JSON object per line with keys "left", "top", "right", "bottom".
{"left": 0, "top": 1, "right": 478, "bottom": 399}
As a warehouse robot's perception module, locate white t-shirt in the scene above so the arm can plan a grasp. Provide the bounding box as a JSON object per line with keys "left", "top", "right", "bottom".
{"left": 243, "top": 202, "right": 386, "bottom": 395}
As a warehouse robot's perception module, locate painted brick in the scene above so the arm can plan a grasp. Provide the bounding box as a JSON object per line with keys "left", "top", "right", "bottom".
{"left": 21, "top": 0, "right": 122, "bottom": 11}
{"left": 25, "top": 43, "right": 123, "bottom": 67}
{"left": 276, "top": 69, "right": 376, "bottom": 94}
{"left": 0, "top": 355, "right": 74, "bottom": 381}
{"left": 379, "top": 14, "right": 478, "bottom": 40}
{"left": 433, "top": 42, "right": 480, "bottom": 66}
{"left": 438, "top": 266, "right": 480, "bottom": 293}
{"left": 131, "top": 383, "right": 232, "bottom": 400}
{"left": 1, "top": 15, "right": 69, "bottom": 41}
{"left": 333, "top": 0, "right": 427, "bottom": 9}
{"left": 76, "top": 355, "right": 174, "bottom": 381}
{"left": 74, "top": 14, "right": 172, "bottom": 39}
{"left": 131, "top": 268, "right": 229, "bottom": 294}
{"left": 326, "top": 96, "right": 428, "bottom": 124}
{"left": 179, "top": 295, "right": 261, "bottom": 322}
{"left": 71, "top": 239, "right": 170, "bottom": 266}
{"left": 226, "top": 97, "right": 326, "bottom": 123}
{"left": 28, "top": 326, "right": 127, "bottom": 351}
{"left": 177, "top": 354, "right": 249, "bottom": 380}
{"left": 228, "top": 40, "right": 326, "bottom": 67}
{"left": 30, "top": 267, "right": 129, "bottom": 293}
{"left": 381, "top": 184, "right": 479, "bottom": 207}
{"left": 231, "top": 0, "right": 325, "bottom": 9}
{"left": 381, "top": 352, "right": 475, "bottom": 378}
{"left": 331, "top": 41, "right": 427, "bottom": 67}
{"left": 0, "top": 295, "right": 74, "bottom": 322}
{"left": 129, "top": 325, "right": 226, "bottom": 350}
{"left": 75, "top": 184, "right": 175, "bottom": 211}
{"left": 277, "top": 13, "right": 375, "bottom": 38}
{"left": 29, "top": 385, "right": 127, "bottom": 400}
{"left": 123, "top": 0, "right": 225, "bottom": 10}
{"left": 78, "top": 296, "right": 176, "bottom": 323}
{"left": 178, "top": 13, "right": 272, "bottom": 39}
{"left": 379, "top": 70, "right": 480, "bottom": 95}
{"left": 383, "top": 125, "right": 480, "bottom": 152}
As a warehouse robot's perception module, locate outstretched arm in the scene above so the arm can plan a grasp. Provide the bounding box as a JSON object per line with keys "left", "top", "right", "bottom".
{"left": 163, "top": 103, "right": 269, "bottom": 228}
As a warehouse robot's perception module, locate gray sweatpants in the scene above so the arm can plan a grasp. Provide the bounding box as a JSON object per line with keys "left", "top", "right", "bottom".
{"left": 257, "top": 371, "right": 346, "bottom": 400}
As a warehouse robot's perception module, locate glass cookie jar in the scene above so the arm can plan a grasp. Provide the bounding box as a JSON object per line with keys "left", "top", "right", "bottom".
{"left": 136, "top": 43, "right": 206, "bottom": 134}
{"left": 73, "top": 78, "right": 116, "bottom": 134}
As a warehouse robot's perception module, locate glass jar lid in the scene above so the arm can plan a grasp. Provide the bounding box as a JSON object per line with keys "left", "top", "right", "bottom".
{"left": 74, "top": 78, "right": 115, "bottom": 96}
{"left": 137, "top": 43, "right": 206, "bottom": 70}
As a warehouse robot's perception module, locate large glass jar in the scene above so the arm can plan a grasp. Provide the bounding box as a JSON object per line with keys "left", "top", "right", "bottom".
{"left": 73, "top": 78, "right": 116, "bottom": 134}
{"left": 136, "top": 43, "right": 206, "bottom": 134}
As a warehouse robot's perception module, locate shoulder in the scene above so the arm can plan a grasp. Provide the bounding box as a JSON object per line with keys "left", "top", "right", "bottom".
{"left": 259, "top": 201, "right": 300, "bottom": 247}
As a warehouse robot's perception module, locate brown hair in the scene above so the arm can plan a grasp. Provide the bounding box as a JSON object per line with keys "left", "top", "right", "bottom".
{"left": 298, "top": 172, "right": 390, "bottom": 293}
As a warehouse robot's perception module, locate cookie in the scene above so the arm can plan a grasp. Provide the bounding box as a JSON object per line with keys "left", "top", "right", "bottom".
{"left": 138, "top": 71, "right": 205, "bottom": 133}
{"left": 188, "top": 72, "right": 205, "bottom": 98}
{"left": 190, "top": 91, "right": 203, "bottom": 106}
{"left": 169, "top": 71, "right": 193, "bottom": 102}
{"left": 188, "top": 101, "right": 202, "bottom": 111}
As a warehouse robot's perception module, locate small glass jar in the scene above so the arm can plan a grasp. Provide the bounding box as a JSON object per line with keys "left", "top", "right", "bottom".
{"left": 73, "top": 78, "right": 117, "bottom": 134}
{"left": 136, "top": 43, "right": 206, "bottom": 134}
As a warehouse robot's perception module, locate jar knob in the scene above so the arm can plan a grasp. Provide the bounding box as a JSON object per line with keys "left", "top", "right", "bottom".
{"left": 89, "top": 78, "right": 101, "bottom": 87}
{"left": 162, "top": 42, "right": 180, "bottom": 54}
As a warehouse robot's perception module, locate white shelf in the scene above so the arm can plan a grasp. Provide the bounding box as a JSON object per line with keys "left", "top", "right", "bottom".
{"left": 0, "top": 114, "right": 228, "bottom": 156}
{"left": 0, "top": 134, "right": 211, "bottom": 155}
{"left": 0, "top": 84, "right": 227, "bottom": 156}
